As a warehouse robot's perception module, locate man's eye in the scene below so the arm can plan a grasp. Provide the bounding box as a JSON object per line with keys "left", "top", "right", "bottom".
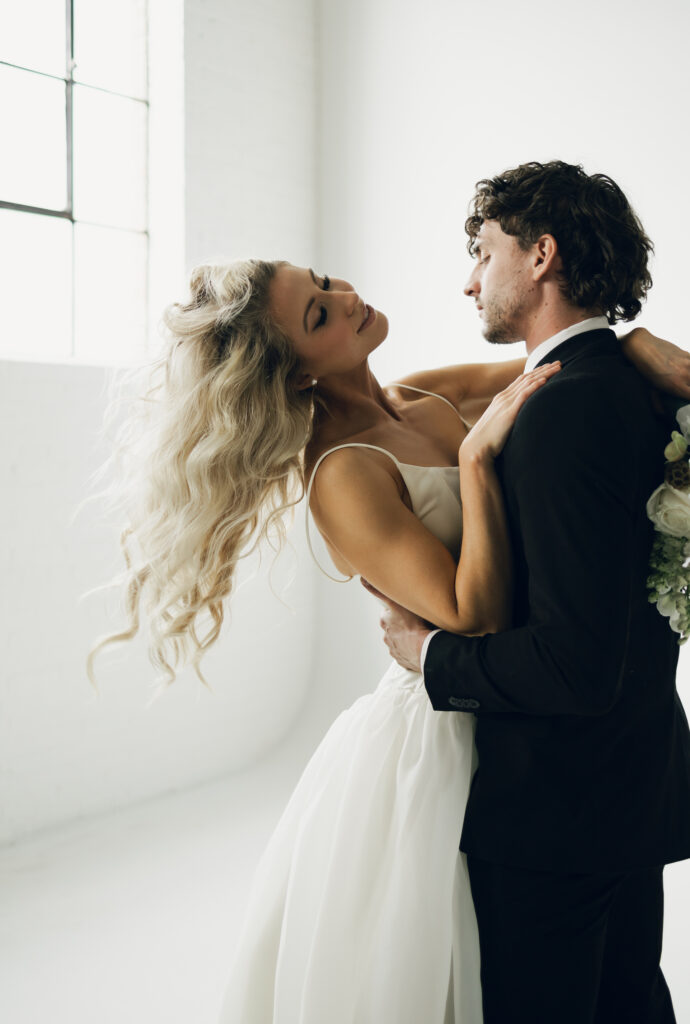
{"left": 322, "top": 274, "right": 330, "bottom": 290}
{"left": 316, "top": 305, "right": 327, "bottom": 328}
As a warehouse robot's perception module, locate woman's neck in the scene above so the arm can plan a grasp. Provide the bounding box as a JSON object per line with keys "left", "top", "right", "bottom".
{"left": 312, "top": 363, "right": 402, "bottom": 441}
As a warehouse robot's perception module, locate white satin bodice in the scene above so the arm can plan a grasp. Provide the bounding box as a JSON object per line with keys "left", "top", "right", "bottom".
{"left": 305, "top": 386, "right": 465, "bottom": 581}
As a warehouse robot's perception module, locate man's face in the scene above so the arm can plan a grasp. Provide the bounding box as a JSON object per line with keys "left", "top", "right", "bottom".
{"left": 464, "top": 220, "right": 536, "bottom": 344}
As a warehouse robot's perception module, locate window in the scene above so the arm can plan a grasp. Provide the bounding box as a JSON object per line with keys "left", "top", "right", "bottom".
{"left": 0, "top": 0, "right": 149, "bottom": 363}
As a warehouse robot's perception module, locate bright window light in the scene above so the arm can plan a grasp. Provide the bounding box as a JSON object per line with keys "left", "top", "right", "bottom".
{"left": 72, "top": 0, "right": 147, "bottom": 99}
{"left": 0, "top": 0, "right": 151, "bottom": 364}
{"left": 0, "top": 208, "right": 73, "bottom": 360}
{"left": 72, "top": 85, "right": 148, "bottom": 232}
{"left": 0, "top": 0, "right": 67, "bottom": 78}
{"left": 0, "top": 65, "right": 68, "bottom": 211}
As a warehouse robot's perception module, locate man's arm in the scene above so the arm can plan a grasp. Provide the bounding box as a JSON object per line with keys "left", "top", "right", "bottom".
{"left": 422, "top": 376, "right": 638, "bottom": 717}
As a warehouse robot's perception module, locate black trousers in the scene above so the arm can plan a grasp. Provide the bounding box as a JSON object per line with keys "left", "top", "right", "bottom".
{"left": 467, "top": 856, "right": 676, "bottom": 1024}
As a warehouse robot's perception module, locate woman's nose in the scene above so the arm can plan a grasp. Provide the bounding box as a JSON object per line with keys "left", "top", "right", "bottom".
{"left": 335, "top": 287, "right": 359, "bottom": 315}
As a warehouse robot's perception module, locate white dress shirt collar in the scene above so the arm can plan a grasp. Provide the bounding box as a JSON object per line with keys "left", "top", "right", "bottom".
{"left": 523, "top": 316, "right": 610, "bottom": 373}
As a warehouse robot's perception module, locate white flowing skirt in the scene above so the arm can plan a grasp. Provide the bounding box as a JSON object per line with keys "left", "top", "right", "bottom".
{"left": 219, "top": 660, "right": 482, "bottom": 1024}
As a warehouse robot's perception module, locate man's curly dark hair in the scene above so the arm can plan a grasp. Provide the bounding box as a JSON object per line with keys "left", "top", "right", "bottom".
{"left": 465, "top": 161, "right": 653, "bottom": 323}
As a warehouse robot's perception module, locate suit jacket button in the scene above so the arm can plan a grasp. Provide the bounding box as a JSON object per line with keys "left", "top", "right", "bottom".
{"left": 449, "top": 697, "right": 480, "bottom": 710}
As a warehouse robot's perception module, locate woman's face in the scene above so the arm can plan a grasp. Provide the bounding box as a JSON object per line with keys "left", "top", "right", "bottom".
{"left": 268, "top": 263, "right": 388, "bottom": 386}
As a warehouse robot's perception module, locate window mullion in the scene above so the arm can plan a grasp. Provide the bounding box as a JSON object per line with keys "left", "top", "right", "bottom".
{"left": 65, "top": 0, "right": 74, "bottom": 215}
{"left": 67, "top": 0, "right": 74, "bottom": 357}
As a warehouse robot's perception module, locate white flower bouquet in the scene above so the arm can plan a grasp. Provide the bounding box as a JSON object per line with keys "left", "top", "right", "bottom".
{"left": 647, "top": 405, "right": 690, "bottom": 642}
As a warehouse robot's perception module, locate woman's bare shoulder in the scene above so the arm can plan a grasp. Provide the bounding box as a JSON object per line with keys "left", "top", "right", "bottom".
{"left": 305, "top": 443, "right": 404, "bottom": 521}
{"left": 306, "top": 441, "right": 401, "bottom": 490}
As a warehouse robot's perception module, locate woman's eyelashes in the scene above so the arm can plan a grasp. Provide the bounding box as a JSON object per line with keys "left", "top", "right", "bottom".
{"left": 315, "top": 275, "right": 330, "bottom": 329}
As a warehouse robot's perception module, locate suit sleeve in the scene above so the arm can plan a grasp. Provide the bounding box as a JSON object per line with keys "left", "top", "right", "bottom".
{"left": 424, "top": 378, "right": 639, "bottom": 716}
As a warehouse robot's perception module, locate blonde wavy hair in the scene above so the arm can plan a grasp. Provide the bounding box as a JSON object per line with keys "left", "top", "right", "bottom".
{"left": 86, "top": 258, "right": 316, "bottom": 689}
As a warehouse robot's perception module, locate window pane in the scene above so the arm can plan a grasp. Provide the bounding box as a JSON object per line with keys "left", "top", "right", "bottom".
{"left": 73, "top": 0, "right": 147, "bottom": 99}
{"left": 0, "top": 210, "right": 72, "bottom": 359}
{"left": 72, "top": 85, "right": 147, "bottom": 231}
{"left": 0, "top": 1, "right": 66, "bottom": 78}
{"left": 73, "top": 224, "right": 147, "bottom": 362}
{"left": 0, "top": 65, "right": 67, "bottom": 211}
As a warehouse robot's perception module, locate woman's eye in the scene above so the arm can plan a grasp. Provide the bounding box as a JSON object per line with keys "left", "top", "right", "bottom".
{"left": 480, "top": 255, "right": 490, "bottom": 265}
{"left": 316, "top": 305, "right": 327, "bottom": 328}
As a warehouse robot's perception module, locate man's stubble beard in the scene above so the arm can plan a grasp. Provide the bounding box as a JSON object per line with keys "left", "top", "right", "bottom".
{"left": 481, "top": 267, "right": 532, "bottom": 345}
{"left": 481, "top": 300, "right": 525, "bottom": 346}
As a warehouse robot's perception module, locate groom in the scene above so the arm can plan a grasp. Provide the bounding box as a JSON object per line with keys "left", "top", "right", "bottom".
{"left": 378, "top": 161, "right": 690, "bottom": 1022}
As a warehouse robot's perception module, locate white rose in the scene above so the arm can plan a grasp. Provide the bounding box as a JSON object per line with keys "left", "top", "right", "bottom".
{"left": 647, "top": 483, "right": 690, "bottom": 538}
{"left": 664, "top": 431, "right": 688, "bottom": 462}
{"left": 676, "top": 404, "right": 690, "bottom": 440}
{"left": 657, "top": 593, "right": 676, "bottom": 619}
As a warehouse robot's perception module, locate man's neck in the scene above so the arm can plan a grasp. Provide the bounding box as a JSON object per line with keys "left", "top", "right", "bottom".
{"left": 523, "top": 314, "right": 610, "bottom": 373}
{"left": 523, "top": 307, "right": 599, "bottom": 356}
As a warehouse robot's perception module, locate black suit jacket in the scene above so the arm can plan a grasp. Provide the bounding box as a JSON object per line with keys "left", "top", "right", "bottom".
{"left": 425, "top": 328, "right": 690, "bottom": 872}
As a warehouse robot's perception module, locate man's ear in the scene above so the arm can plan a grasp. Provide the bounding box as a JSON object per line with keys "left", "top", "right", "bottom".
{"left": 532, "top": 234, "right": 560, "bottom": 282}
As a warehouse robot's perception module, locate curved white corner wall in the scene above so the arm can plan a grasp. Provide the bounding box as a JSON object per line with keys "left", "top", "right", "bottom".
{"left": 0, "top": 359, "right": 316, "bottom": 845}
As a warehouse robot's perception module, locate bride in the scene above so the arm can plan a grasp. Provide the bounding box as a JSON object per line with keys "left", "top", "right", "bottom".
{"left": 87, "top": 259, "right": 688, "bottom": 1022}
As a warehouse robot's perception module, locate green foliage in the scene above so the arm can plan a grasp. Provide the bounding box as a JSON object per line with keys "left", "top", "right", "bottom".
{"left": 647, "top": 532, "right": 690, "bottom": 644}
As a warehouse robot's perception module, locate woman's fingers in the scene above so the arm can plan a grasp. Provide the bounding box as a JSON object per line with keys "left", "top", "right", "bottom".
{"left": 500, "top": 361, "right": 561, "bottom": 398}
{"left": 460, "top": 361, "right": 561, "bottom": 461}
{"left": 503, "top": 363, "right": 561, "bottom": 418}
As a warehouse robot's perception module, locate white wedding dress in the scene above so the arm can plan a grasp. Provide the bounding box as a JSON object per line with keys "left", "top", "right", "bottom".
{"left": 219, "top": 388, "right": 482, "bottom": 1024}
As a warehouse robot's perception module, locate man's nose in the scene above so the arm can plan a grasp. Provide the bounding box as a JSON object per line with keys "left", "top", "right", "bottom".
{"left": 464, "top": 272, "right": 479, "bottom": 298}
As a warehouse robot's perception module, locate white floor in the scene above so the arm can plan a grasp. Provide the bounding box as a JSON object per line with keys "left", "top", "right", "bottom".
{"left": 2, "top": 739, "right": 689, "bottom": 1024}
{"left": 0, "top": 741, "right": 307, "bottom": 1024}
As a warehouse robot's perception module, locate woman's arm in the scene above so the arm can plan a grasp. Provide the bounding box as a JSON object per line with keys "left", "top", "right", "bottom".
{"left": 390, "top": 329, "right": 690, "bottom": 428}
{"left": 390, "top": 358, "right": 527, "bottom": 427}
{"left": 309, "top": 365, "right": 560, "bottom": 635}
{"left": 619, "top": 327, "right": 690, "bottom": 398}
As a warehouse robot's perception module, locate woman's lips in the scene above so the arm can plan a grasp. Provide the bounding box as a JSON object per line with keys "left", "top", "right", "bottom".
{"left": 357, "top": 304, "right": 376, "bottom": 333}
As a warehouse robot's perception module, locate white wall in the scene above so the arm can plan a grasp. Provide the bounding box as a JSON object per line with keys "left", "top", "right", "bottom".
{"left": 0, "top": 358, "right": 314, "bottom": 844}
{"left": 317, "top": 0, "right": 690, "bottom": 381}
{"left": 184, "top": 0, "right": 317, "bottom": 267}
{"left": 0, "top": 0, "right": 320, "bottom": 845}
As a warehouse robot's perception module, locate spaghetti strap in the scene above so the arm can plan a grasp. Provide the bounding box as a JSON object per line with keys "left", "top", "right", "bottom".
{"left": 305, "top": 443, "right": 404, "bottom": 583}
{"left": 391, "top": 382, "right": 472, "bottom": 433}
